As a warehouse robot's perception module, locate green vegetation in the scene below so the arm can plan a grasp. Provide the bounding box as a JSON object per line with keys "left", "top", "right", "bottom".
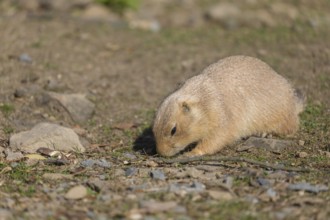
{"left": 31, "top": 40, "right": 42, "bottom": 48}
{"left": 188, "top": 200, "right": 264, "bottom": 220}
{"left": 95, "top": 0, "right": 139, "bottom": 14}
{"left": 3, "top": 125, "right": 14, "bottom": 134}
{"left": 0, "top": 103, "right": 14, "bottom": 116}
{"left": 8, "top": 163, "right": 33, "bottom": 182}
{"left": 44, "top": 62, "right": 58, "bottom": 70}
{"left": 300, "top": 103, "right": 329, "bottom": 133}
{"left": 1, "top": 163, "right": 39, "bottom": 197}
{"left": 18, "top": 185, "right": 36, "bottom": 197}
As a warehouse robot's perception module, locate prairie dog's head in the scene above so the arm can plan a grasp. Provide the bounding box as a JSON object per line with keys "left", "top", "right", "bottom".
{"left": 152, "top": 94, "right": 205, "bottom": 157}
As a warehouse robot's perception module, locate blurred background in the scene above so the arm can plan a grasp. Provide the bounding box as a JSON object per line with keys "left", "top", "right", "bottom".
{"left": 0, "top": 0, "right": 329, "bottom": 126}
{"left": 0, "top": 0, "right": 329, "bottom": 31}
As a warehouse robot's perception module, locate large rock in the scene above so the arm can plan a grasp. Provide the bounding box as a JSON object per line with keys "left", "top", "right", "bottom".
{"left": 205, "top": 3, "right": 279, "bottom": 29}
{"left": 48, "top": 92, "right": 95, "bottom": 123}
{"left": 10, "top": 123, "right": 85, "bottom": 153}
{"left": 81, "top": 4, "right": 119, "bottom": 22}
{"left": 205, "top": 3, "right": 241, "bottom": 29}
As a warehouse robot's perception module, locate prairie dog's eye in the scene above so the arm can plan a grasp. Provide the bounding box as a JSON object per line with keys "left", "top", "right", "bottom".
{"left": 170, "top": 126, "right": 177, "bottom": 136}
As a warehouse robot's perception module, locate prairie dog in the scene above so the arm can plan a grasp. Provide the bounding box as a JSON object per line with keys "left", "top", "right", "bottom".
{"left": 153, "top": 55, "right": 304, "bottom": 157}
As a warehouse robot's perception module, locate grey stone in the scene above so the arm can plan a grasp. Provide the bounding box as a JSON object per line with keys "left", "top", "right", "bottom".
{"left": 168, "top": 181, "right": 206, "bottom": 193}
{"left": 87, "top": 178, "right": 107, "bottom": 192}
{"left": 125, "top": 167, "right": 138, "bottom": 177}
{"left": 95, "top": 158, "right": 111, "bottom": 168}
{"left": 242, "top": 137, "right": 294, "bottom": 152}
{"left": 81, "top": 158, "right": 111, "bottom": 168}
{"left": 48, "top": 92, "right": 95, "bottom": 123}
{"left": 123, "top": 152, "right": 137, "bottom": 160}
{"left": 9, "top": 122, "right": 85, "bottom": 153}
{"left": 266, "top": 188, "right": 277, "bottom": 199}
{"left": 44, "top": 78, "right": 68, "bottom": 92}
{"left": 257, "top": 178, "right": 272, "bottom": 187}
{"left": 223, "top": 176, "right": 234, "bottom": 188}
{"left": 191, "top": 181, "right": 206, "bottom": 191}
{"left": 288, "top": 182, "right": 328, "bottom": 193}
{"left": 19, "top": 53, "right": 32, "bottom": 63}
{"left": 4, "top": 149, "right": 24, "bottom": 162}
{"left": 81, "top": 159, "right": 99, "bottom": 167}
{"left": 14, "top": 84, "right": 41, "bottom": 98}
{"left": 205, "top": 3, "right": 241, "bottom": 29}
{"left": 150, "top": 169, "right": 166, "bottom": 181}
{"left": 14, "top": 88, "right": 28, "bottom": 98}
{"left": 10, "top": 162, "right": 19, "bottom": 168}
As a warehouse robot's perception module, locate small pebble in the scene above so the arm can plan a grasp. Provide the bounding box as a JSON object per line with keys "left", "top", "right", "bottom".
{"left": 257, "top": 178, "right": 272, "bottom": 187}
{"left": 223, "top": 176, "right": 234, "bottom": 188}
{"left": 288, "top": 182, "right": 328, "bottom": 193}
{"left": 125, "top": 167, "right": 138, "bottom": 177}
{"left": 298, "top": 152, "right": 308, "bottom": 158}
{"left": 207, "top": 190, "right": 233, "bottom": 200}
{"left": 65, "top": 185, "right": 88, "bottom": 200}
{"left": 266, "top": 188, "right": 277, "bottom": 199}
{"left": 43, "top": 173, "right": 73, "bottom": 180}
{"left": 145, "top": 160, "right": 158, "bottom": 167}
{"left": 81, "top": 158, "right": 111, "bottom": 168}
{"left": 123, "top": 152, "right": 137, "bottom": 160}
{"left": 14, "top": 88, "right": 28, "bottom": 98}
{"left": 191, "top": 181, "right": 206, "bottom": 191}
{"left": 87, "top": 179, "right": 106, "bottom": 192}
{"left": 96, "top": 158, "right": 112, "bottom": 168}
{"left": 19, "top": 54, "right": 32, "bottom": 63}
{"left": 150, "top": 169, "right": 166, "bottom": 181}
{"left": 298, "top": 140, "right": 305, "bottom": 146}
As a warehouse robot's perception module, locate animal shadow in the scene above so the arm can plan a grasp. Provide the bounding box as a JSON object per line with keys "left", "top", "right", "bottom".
{"left": 133, "top": 126, "right": 157, "bottom": 155}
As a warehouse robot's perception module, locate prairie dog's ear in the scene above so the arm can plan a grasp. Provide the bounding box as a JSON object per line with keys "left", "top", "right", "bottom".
{"left": 179, "top": 96, "right": 199, "bottom": 113}
{"left": 182, "top": 101, "right": 190, "bottom": 112}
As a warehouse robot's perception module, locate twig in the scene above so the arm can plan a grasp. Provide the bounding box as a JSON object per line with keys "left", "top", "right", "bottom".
{"left": 155, "top": 156, "right": 313, "bottom": 172}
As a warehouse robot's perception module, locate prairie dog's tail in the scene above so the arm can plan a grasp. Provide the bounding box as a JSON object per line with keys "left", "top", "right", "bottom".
{"left": 294, "top": 89, "right": 306, "bottom": 115}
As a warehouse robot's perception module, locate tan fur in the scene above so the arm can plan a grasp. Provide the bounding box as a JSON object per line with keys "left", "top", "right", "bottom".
{"left": 153, "top": 55, "right": 304, "bottom": 157}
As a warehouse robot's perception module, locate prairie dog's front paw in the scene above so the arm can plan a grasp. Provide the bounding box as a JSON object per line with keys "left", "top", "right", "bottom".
{"left": 183, "top": 148, "right": 205, "bottom": 157}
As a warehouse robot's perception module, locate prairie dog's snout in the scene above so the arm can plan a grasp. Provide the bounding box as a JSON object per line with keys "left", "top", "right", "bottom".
{"left": 153, "top": 55, "right": 304, "bottom": 157}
